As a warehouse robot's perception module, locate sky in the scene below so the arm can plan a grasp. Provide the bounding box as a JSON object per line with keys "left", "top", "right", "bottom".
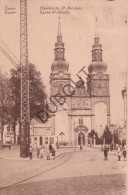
{"left": 0, "top": 0, "right": 127, "bottom": 126}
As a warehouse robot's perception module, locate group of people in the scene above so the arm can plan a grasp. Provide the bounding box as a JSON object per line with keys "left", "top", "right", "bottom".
{"left": 29, "top": 144, "right": 56, "bottom": 160}
{"left": 102, "top": 144, "right": 127, "bottom": 161}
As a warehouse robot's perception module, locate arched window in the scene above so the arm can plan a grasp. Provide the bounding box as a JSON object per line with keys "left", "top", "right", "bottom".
{"left": 59, "top": 84, "right": 63, "bottom": 94}
{"left": 98, "top": 84, "right": 102, "bottom": 96}
{"left": 79, "top": 118, "right": 83, "bottom": 125}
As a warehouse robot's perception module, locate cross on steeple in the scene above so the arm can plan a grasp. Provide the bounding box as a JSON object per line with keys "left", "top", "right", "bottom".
{"left": 58, "top": 16, "right": 62, "bottom": 36}
{"left": 95, "top": 17, "right": 99, "bottom": 38}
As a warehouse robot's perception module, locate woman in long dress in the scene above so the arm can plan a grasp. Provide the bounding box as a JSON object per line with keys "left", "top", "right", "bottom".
{"left": 116, "top": 145, "right": 122, "bottom": 161}
{"left": 122, "top": 145, "right": 127, "bottom": 161}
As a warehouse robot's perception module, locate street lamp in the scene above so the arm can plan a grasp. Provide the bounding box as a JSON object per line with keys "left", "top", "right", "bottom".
{"left": 103, "top": 129, "right": 107, "bottom": 145}
{"left": 122, "top": 87, "right": 127, "bottom": 130}
{"left": 118, "top": 126, "right": 122, "bottom": 144}
{"left": 56, "top": 136, "right": 59, "bottom": 149}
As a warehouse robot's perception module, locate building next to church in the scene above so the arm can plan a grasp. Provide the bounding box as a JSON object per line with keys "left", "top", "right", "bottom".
{"left": 50, "top": 20, "right": 110, "bottom": 146}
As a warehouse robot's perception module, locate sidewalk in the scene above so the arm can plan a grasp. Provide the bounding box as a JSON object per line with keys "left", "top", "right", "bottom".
{"left": 0, "top": 151, "right": 75, "bottom": 188}
{"left": 89, "top": 144, "right": 117, "bottom": 155}
{"left": 0, "top": 145, "right": 117, "bottom": 160}
{"left": 0, "top": 145, "right": 78, "bottom": 161}
{"left": 0, "top": 147, "right": 79, "bottom": 188}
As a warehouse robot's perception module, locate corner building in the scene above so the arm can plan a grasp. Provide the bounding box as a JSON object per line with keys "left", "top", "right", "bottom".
{"left": 50, "top": 22, "right": 110, "bottom": 146}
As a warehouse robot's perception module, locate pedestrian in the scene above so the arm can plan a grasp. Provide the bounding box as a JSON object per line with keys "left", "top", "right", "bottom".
{"left": 52, "top": 148, "right": 56, "bottom": 160}
{"left": 9, "top": 144, "right": 11, "bottom": 150}
{"left": 122, "top": 145, "right": 127, "bottom": 161}
{"left": 29, "top": 146, "right": 33, "bottom": 160}
{"left": 46, "top": 148, "right": 50, "bottom": 160}
{"left": 116, "top": 144, "right": 122, "bottom": 161}
{"left": 80, "top": 145, "right": 82, "bottom": 150}
{"left": 40, "top": 147, "right": 44, "bottom": 159}
{"left": 103, "top": 145, "right": 109, "bottom": 160}
{"left": 37, "top": 147, "right": 40, "bottom": 158}
{"left": 110, "top": 143, "right": 113, "bottom": 151}
{"left": 49, "top": 143, "right": 53, "bottom": 153}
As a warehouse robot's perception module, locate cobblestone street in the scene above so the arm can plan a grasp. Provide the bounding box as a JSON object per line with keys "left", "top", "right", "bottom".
{"left": 0, "top": 147, "right": 126, "bottom": 194}
{"left": 0, "top": 174, "right": 125, "bottom": 195}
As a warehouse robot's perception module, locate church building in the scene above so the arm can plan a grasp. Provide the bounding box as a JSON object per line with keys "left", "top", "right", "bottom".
{"left": 50, "top": 20, "right": 110, "bottom": 146}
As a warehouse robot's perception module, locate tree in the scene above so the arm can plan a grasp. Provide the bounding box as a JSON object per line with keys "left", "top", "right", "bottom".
{"left": 88, "top": 130, "right": 99, "bottom": 145}
{"left": 9, "top": 68, "right": 20, "bottom": 144}
{"left": 9, "top": 63, "right": 48, "bottom": 143}
{"left": 0, "top": 72, "right": 12, "bottom": 148}
{"left": 113, "top": 129, "right": 119, "bottom": 144}
{"left": 103, "top": 126, "right": 112, "bottom": 144}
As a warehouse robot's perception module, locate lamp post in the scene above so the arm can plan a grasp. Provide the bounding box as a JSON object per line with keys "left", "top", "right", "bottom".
{"left": 118, "top": 126, "right": 122, "bottom": 145}
{"left": 103, "top": 129, "right": 106, "bottom": 145}
{"left": 121, "top": 87, "right": 127, "bottom": 149}
{"left": 56, "top": 136, "right": 59, "bottom": 149}
{"left": 122, "top": 87, "right": 127, "bottom": 131}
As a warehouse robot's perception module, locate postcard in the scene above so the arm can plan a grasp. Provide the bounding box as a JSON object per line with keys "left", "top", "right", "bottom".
{"left": 0, "top": 0, "right": 127, "bottom": 194}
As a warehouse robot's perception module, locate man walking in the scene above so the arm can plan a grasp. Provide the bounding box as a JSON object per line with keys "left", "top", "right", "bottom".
{"left": 103, "top": 145, "right": 109, "bottom": 160}
{"left": 29, "top": 145, "right": 33, "bottom": 160}
{"left": 49, "top": 143, "right": 53, "bottom": 153}
{"left": 52, "top": 148, "right": 56, "bottom": 160}
{"left": 122, "top": 145, "right": 127, "bottom": 161}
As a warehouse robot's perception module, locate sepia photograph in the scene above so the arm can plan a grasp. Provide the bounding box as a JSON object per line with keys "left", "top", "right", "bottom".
{"left": 0, "top": 0, "right": 127, "bottom": 194}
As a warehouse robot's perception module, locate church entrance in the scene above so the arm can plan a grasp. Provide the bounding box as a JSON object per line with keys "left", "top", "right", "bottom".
{"left": 78, "top": 132, "right": 85, "bottom": 145}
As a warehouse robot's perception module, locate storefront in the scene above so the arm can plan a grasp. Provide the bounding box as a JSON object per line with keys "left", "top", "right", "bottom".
{"left": 30, "top": 126, "right": 55, "bottom": 148}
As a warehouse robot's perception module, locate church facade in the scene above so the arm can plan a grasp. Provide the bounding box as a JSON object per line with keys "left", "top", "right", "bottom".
{"left": 50, "top": 22, "right": 110, "bottom": 146}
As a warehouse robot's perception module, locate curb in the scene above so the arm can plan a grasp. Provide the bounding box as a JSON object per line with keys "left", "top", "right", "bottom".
{"left": 0, "top": 147, "right": 103, "bottom": 160}
{"left": 0, "top": 149, "right": 75, "bottom": 161}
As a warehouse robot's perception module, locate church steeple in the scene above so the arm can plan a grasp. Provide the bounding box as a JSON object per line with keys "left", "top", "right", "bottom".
{"left": 92, "top": 18, "right": 102, "bottom": 62}
{"left": 57, "top": 17, "right": 62, "bottom": 39}
{"left": 51, "top": 18, "right": 69, "bottom": 73}
{"left": 88, "top": 18, "right": 107, "bottom": 74}
{"left": 54, "top": 17, "right": 65, "bottom": 61}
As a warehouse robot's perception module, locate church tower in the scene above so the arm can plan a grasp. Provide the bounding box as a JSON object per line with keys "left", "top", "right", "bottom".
{"left": 50, "top": 18, "right": 71, "bottom": 140}
{"left": 87, "top": 34, "right": 110, "bottom": 133}
{"left": 50, "top": 18, "right": 71, "bottom": 97}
